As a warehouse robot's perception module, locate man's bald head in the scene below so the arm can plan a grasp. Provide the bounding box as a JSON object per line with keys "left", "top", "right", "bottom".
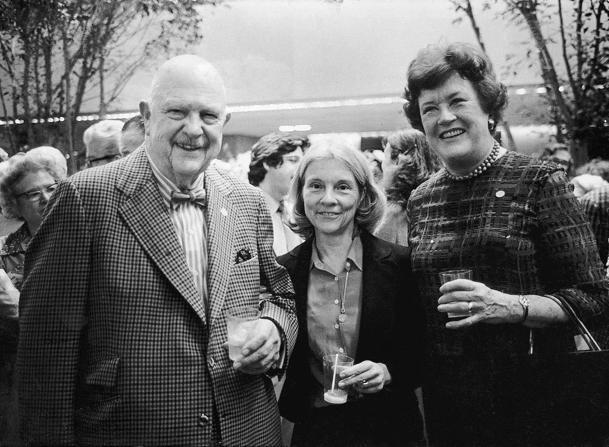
{"left": 150, "top": 55, "right": 227, "bottom": 108}
{"left": 140, "top": 55, "right": 231, "bottom": 188}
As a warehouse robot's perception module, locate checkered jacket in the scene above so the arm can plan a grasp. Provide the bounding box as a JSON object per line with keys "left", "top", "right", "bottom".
{"left": 17, "top": 148, "right": 297, "bottom": 446}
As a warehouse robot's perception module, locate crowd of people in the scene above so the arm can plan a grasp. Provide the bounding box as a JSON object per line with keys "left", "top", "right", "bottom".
{"left": 0, "top": 42, "right": 608, "bottom": 447}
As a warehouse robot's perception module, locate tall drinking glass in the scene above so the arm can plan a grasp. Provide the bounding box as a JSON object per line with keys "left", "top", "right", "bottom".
{"left": 225, "top": 305, "right": 260, "bottom": 360}
{"left": 322, "top": 353, "right": 354, "bottom": 404}
{"left": 439, "top": 268, "right": 473, "bottom": 319}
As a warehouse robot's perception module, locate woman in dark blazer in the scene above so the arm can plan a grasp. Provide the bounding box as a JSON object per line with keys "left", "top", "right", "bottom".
{"left": 277, "top": 140, "right": 424, "bottom": 446}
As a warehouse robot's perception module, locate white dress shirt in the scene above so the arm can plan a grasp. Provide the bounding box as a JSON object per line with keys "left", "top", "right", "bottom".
{"left": 262, "top": 191, "right": 303, "bottom": 256}
{"left": 147, "top": 152, "right": 208, "bottom": 304}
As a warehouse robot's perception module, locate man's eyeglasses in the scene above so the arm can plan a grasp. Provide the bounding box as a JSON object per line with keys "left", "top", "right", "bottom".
{"left": 16, "top": 183, "right": 58, "bottom": 202}
{"left": 86, "top": 154, "right": 121, "bottom": 167}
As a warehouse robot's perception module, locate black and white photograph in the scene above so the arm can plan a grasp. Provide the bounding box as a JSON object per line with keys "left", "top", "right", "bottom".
{"left": 0, "top": 1, "right": 608, "bottom": 446}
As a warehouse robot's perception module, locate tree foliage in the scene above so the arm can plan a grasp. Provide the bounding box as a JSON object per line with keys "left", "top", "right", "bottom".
{"left": 453, "top": 0, "right": 609, "bottom": 159}
{"left": 0, "top": 0, "right": 222, "bottom": 162}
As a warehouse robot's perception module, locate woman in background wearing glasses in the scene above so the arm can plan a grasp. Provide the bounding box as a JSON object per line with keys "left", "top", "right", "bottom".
{"left": 0, "top": 145, "right": 67, "bottom": 445}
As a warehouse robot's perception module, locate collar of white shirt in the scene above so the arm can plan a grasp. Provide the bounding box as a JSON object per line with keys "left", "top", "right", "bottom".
{"left": 145, "top": 148, "right": 205, "bottom": 209}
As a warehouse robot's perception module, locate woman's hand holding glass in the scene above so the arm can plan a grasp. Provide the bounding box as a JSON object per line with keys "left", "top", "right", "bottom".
{"left": 438, "top": 278, "right": 525, "bottom": 328}
{"left": 338, "top": 360, "right": 391, "bottom": 394}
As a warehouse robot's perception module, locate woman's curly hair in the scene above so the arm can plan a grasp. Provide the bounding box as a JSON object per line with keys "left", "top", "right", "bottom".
{"left": 403, "top": 42, "right": 507, "bottom": 134}
{"left": 0, "top": 146, "right": 67, "bottom": 219}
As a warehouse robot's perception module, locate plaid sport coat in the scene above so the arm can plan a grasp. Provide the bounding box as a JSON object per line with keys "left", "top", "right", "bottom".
{"left": 17, "top": 147, "right": 297, "bottom": 446}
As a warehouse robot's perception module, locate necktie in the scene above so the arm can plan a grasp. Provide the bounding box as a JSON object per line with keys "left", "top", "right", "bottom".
{"left": 170, "top": 188, "right": 207, "bottom": 208}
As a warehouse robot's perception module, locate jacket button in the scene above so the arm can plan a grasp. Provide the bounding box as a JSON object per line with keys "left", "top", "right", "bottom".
{"left": 198, "top": 413, "right": 210, "bottom": 427}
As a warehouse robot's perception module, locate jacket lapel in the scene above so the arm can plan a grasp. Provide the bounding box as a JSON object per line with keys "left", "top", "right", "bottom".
{"left": 290, "top": 239, "right": 314, "bottom": 340}
{"left": 205, "top": 167, "right": 237, "bottom": 329}
{"left": 355, "top": 231, "right": 392, "bottom": 362}
{"left": 116, "top": 148, "right": 207, "bottom": 325}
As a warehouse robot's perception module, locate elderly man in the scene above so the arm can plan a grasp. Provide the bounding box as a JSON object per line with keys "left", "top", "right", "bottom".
{"left": 18, "top": 55, "right": 297, "bottom": 446}
{"left": 248, "top": 133, "right": 307, "bottom": 256}
{"left": 82, "top": 119, "right": 123, "bottom": 168}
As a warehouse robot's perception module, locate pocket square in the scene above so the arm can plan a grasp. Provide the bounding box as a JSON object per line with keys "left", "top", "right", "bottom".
{"left": 235, "top": 248, "right": 252, "bottom": 264}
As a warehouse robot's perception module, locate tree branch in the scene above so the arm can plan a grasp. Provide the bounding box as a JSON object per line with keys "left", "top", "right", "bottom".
{"left": 558, "top": 0, "right": 578, "bottom": 103}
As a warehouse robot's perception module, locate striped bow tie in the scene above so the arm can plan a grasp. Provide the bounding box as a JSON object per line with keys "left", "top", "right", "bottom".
{"left": 170, "top": 189, "right": 207, "bottom": 208}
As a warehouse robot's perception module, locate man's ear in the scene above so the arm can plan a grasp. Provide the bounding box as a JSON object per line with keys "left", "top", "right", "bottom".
{"left": 224, "top": 112, "right": 231, "bottom": 126}
{"left": 139, "top": 101, "right": 151, "bottom": 135}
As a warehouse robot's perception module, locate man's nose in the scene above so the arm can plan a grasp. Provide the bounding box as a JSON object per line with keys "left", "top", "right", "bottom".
{"left": 183, "top": 113, "right": 204, "bottom": 137}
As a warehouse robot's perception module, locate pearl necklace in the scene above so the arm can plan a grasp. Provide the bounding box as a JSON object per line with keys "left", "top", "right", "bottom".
{"left": 445, "top": 142, "right": 501, "bottom": 181}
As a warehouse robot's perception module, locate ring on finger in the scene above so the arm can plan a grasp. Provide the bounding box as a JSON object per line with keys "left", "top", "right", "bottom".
{"left": 468, "top": 301, "right": 474, "bottom": 315}
{"left": 360, "top": 379, "right": 368, "bottom": 386}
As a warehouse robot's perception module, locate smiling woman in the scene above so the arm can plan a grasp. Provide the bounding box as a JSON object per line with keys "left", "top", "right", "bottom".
{"left": 276, "top": 140, "right": 425, "bottom": 446}
{"left": 288, "top": 141, "right": 384, "bottom": 242}
{"left": 403, "top": 42, "right": 609, "bottom": 447}
{"left": 301, "top": 157, "right": 360, "bottom": 240}
{"left": 0, "top": 146, "right": 67, "bottom": 445}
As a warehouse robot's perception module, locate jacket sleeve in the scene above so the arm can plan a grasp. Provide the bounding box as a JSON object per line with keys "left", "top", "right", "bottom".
{"left": 536, "top": 170, "right": 609, "bottom": 328}
{"left": 18, "top": 179, "right": 90, "bottom": 446}
{"left": 254, "top": 190, "right": 297, "bottom": 377}
{"left": 579, "top": 189, "right": 609, "bottom": 267}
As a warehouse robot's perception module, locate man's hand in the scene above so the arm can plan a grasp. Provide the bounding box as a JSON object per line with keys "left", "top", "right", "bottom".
{"left": 0, "top": 269, "right": 19, "bottom": 320}
{"left": 232, "top": 319, "right": 281, "bottom": 375}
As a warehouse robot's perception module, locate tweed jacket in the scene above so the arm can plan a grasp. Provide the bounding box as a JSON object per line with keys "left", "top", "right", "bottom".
{"left": 277, "top": 231, "right": 424, "bottom": 440}
{"left": 17, "top": 148, "right": 297, "bottom": 446}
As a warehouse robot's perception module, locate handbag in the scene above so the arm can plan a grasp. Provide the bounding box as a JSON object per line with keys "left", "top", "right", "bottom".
{"left": 424, "top": 300, "right": 609, "bottom": 447}
{"left": 514, "top": 297, "right": 609, "bottom": 446}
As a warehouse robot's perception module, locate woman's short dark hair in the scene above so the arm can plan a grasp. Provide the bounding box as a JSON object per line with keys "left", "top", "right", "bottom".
{"left": 382, "top": 129, "right": 440, "bottom": 208}
{"left": 288, "top": 139, "right": 386, "bottom": 239}
{"left": 403, "top": 42, "right": 508, "bottom": 133}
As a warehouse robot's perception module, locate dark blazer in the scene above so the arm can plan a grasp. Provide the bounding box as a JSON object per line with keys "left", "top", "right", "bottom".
{"left": 17, "top": 148, "right": 297, "bottom": 446}
{"left": 277, "top": 230, "right": 424, "bottom": 439}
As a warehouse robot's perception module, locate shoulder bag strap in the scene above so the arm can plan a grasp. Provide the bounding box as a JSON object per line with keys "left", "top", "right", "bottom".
{"left": 544, "top": 294, "right": 601, "bottom": 351}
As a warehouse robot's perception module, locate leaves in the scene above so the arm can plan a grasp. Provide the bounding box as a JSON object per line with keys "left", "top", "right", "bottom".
{"left": 0, "top": 0, "right": 223, "bottom": 151}
{"left": 454, "top": 0, "right": 608, "bottom": 151}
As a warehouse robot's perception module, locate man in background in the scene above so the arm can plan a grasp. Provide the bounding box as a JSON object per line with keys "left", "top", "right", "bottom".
{"left": 83, "top": 119, "right": 123, "bottom": 168}
{"left": 248, "top": 133, "right": 308, "bottom": 256}
{"left": 120, "top": 114, "right": 145, "bottom": 156}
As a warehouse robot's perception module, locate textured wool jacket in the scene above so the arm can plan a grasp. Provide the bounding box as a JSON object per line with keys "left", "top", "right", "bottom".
{"left": 17, "top": 147, "right": 297, "bottom": 446}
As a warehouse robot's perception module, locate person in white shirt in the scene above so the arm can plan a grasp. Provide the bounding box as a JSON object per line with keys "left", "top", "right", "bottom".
{"left": 248, "top": 133, "right": 308, "bottom": 256}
